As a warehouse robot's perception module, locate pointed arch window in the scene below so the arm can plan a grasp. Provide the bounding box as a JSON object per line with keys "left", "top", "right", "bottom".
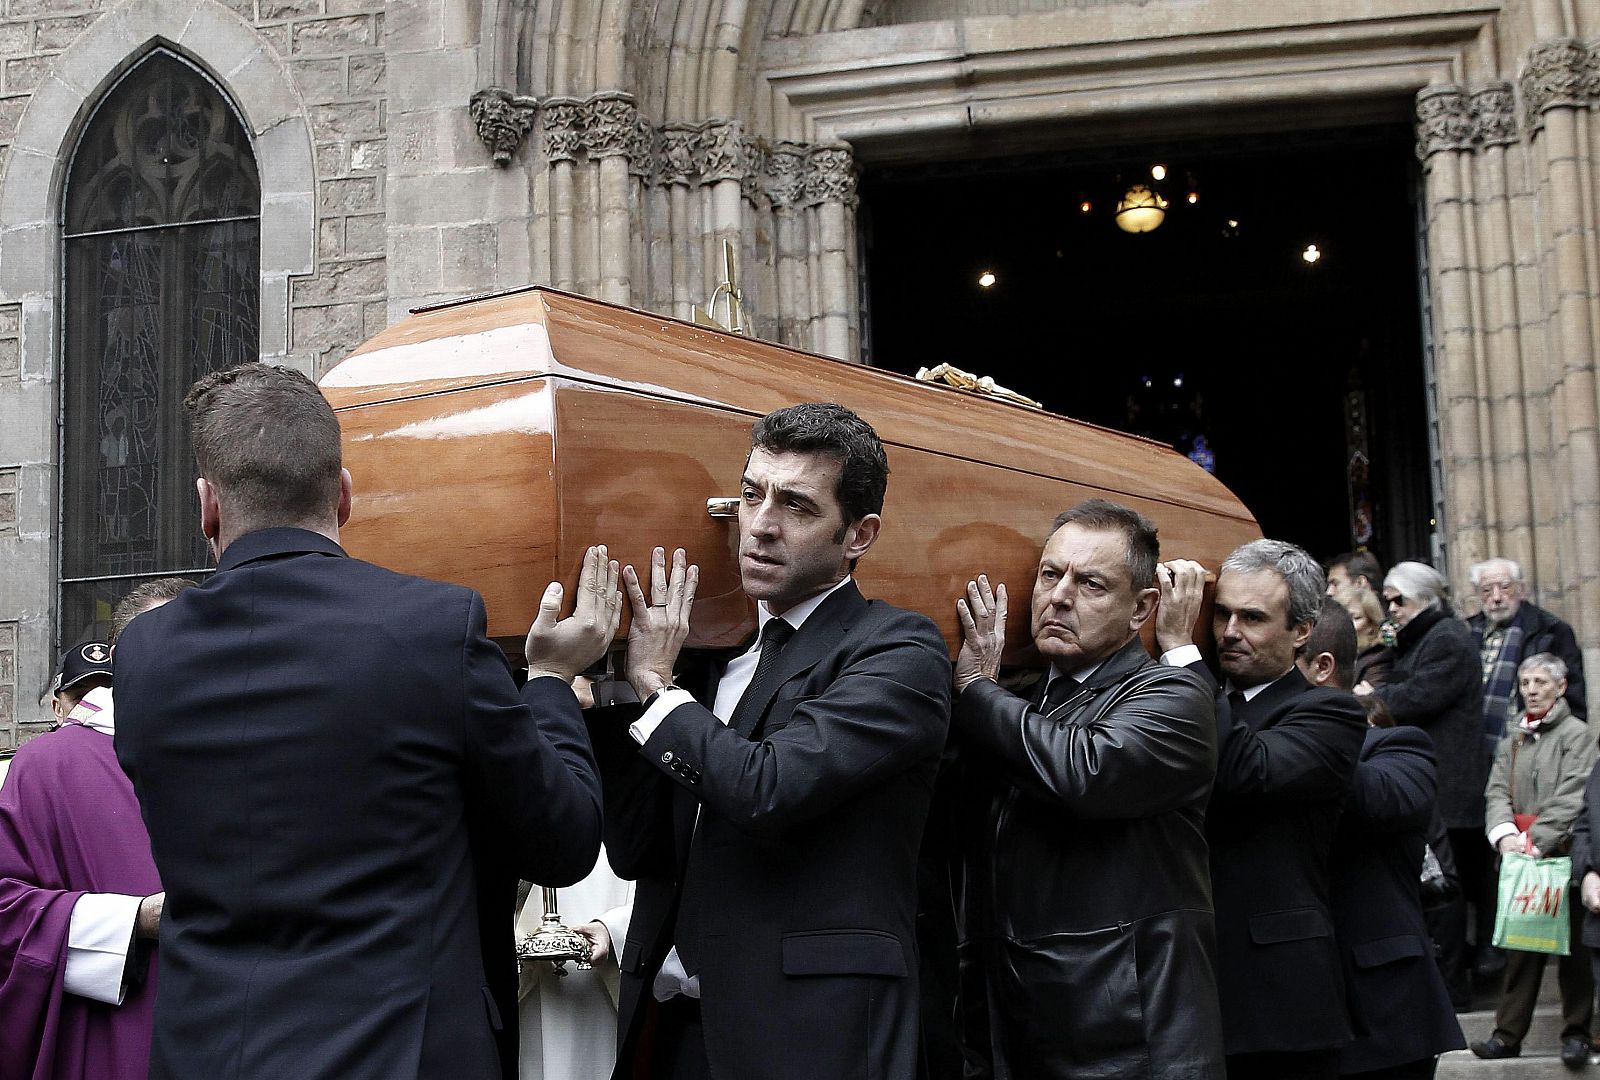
{"left": 59, "top": 50, "right": 260, "bottom": 645}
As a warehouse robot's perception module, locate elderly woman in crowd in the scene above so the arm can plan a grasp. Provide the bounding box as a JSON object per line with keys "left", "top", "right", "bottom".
{"left": 1345, "top": 586, "right": 1393, "bottom": 689}
{"left": 1470, "top": 654, "right": 1596, "bottom": 1065}
{"left": 1355, "top": 560, "right": 1485, "bottom": 1007}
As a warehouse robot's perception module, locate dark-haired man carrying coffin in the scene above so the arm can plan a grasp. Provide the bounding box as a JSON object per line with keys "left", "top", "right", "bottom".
{"left": 593, "top": 403, "right": 951, "bottom": 1080}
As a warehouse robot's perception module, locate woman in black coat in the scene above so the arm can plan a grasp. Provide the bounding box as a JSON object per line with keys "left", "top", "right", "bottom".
{"left": 1357, "top": 561, "right": 1486, "bottom": 1007}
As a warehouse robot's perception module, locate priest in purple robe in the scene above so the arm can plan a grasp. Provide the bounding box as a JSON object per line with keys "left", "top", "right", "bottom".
{"left": 0, "top": 632, "right": 166, "bottom": 1079}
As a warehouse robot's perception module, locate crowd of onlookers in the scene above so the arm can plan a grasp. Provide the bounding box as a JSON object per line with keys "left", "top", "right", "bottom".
{"left": 1324, "top": 550, "right": 1600, "bottom": 1069}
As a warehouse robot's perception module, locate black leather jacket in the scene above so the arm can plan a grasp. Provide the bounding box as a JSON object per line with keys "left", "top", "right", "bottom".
{"left": 955, "top": 636, "right": 1225, "bottom": 1079}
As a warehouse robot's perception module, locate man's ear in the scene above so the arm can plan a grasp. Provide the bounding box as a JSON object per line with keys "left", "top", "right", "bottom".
{"left": 336, "top": 468, "right": 353, "bottom": 528}
{"left": 1130, "top": 586, "right": 1160, "bottom": 631}
{"left": 1290, "top": 619, "right": 1315, "bottom": 652}
{"left": 50, "top": 695, "right": 67, "bottom": 720}
{"left": 1300, "top": 650, "right": 1337, "bottom": 688}
{"left": 197, "top": 477, "right": 220, "bottom": 545}
{"left": 842, "top": 513, "right": 881, "bottom": 562}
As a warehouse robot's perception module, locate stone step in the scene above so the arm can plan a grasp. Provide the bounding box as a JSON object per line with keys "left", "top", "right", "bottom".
{"left": 1435, "top": 1047, "right": 1595, "bottom": 1079}
{"left": 1457, "top": 1009, "right": 1575, "bottom": 1051}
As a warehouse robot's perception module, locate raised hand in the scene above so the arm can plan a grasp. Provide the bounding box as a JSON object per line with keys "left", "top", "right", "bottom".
{"left": 955, "top": 574, "right": 1007, "bottom": 693}
{"left": 1156, "top": 559, "right": 1208, "bottom": 654}
{"left": 525, "top": 545, "right": 623, "bottom": 683}
{"left": 623, "top": 547, "right": 698, "bottom": 699}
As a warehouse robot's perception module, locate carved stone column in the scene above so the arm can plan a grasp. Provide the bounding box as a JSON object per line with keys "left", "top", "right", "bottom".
{"left": 585, "top": 92, "right": 640, "bottom": 306}
{"left": 804, "top": 143, "right": 858, "bottom": 360}
{"left": 541, "top": 98, "right": 585, "bottom": 291}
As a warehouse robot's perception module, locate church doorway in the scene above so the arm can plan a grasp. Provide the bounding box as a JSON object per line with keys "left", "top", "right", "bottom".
{"left": 858, "top": 124, "right": 1433, "bottom": 568}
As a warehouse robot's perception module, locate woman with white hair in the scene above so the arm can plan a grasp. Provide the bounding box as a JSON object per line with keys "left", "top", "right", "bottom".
{"left": 1356, "top": 560, "right": 1486, "bottom": 1007}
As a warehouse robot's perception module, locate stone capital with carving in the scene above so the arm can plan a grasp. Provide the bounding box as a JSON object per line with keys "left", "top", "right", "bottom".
{"left": 1471, "top": 82, "right": 1518, "bottom": 147}
{"left": 803, "top": 143, "right": 857, "bottom": 207}
{"left": 1414, "top": 85, "right": 1473, "bottom": 160}
{"left": 698, "top": 120, "right": 746, "bottom": 184}
{"left": 765, "top": 141, "right": 808, "bottom": 210}
{"left": 658, "top": 123, "right": 701, "bottom": 185}
{"left": 584, "top": 92, "right": 639, "bottom": 159}
{"left": 541, "top": 97, "right": 586, "bottom": 163}
{"left": 1519, "top": 38, "right": 1590, "bottom": 129}
{"left": 469, "top": 87, "right": 539, "bottom": 165}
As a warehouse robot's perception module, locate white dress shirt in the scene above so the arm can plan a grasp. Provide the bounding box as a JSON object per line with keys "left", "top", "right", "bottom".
{"left": 59, "top": 686, "right": 146, "bottom": 1005}
{"left": 1158, "top": 645, "right": 1274, "bottom": 701}
{"left": 628, "top": 576, "right": 854, "bottom": 1001}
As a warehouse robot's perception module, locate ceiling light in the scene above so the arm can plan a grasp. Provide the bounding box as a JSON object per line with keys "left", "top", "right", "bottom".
{"left": 1150, "top": 164, "right": 1167, "bottom": 181}
{"left": 978, "top": 270, "right": 997, "bottom": 288}
{"left": 1079, "top": 199, "right": 1092, "bottom": 213}
{"left": 1302, "top": 244, "right": 1322, "bottom": 264}
{"left": 1186, "top": 191, "right": 1198, "bottom": 205}
{"left": 1115, "top": 185, "right": 1166, "bottom": 234}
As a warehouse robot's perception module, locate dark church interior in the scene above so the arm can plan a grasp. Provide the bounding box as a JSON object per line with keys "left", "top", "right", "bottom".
{"left": 860, "top": 124, "right": 1433, "bottom": 567}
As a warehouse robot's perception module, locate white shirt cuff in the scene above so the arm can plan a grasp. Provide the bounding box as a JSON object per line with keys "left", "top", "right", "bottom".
{"left": 1160, "top": 644, "right": 1202, "bottom": 668}
{"left": 64, "top": 893, "right": 142, "bottom": 1005}
{"left": 628, "top": 687, "right": 695, "bottom": 745}
{"left": 1487, "top": 821, "right": 1521, "bottom": 848}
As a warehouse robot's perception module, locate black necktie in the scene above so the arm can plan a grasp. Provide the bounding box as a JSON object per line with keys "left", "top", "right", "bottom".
{"left": 1227, "top": 689, "right": 1248, "bottom": 715}
{"left": 728, "top": 618, "right": 795, "bottom": 738}
{"left": 1040, "top": 674, "right": 1079, "bottom": 715}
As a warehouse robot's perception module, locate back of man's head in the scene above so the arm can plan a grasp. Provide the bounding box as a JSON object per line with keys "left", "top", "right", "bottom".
{"left": 111, "top": 577, "right": 197, "bottom": 645}
{"left": 186, "top": 363, "right": 343, "bottom": 534}
{"left": 1298, "top": 596, "right": 1358, "bottom": 690}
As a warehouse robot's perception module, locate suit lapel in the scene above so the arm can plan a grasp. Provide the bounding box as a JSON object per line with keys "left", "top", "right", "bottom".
{"left": 1235, "top": 667, "right": 1312, "bottom": 731}
{"left": 737, "top": 582, "right": 866, "bottom": 740}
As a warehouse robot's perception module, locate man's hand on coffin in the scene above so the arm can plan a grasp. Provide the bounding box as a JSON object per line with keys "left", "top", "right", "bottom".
{"left": 1156, "top": 560, "right": 1208, "bottom": 654}
{"left": 623, "top": 546, "right": 700, "bottom": 698}
{"left": 525, "top": 545, "right": 624, "bottom": 683}
{"left": 955, "top": 574, "right": 1007, "bottom": 693}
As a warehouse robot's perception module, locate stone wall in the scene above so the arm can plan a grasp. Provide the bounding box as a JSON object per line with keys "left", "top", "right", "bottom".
{"left": 0, "top": 0, "right": 362, "bottom": 745}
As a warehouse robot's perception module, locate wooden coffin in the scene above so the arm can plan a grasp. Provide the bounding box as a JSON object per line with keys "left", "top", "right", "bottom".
{"left": 318, "top": 287, "right": 1260, "bottom": 660}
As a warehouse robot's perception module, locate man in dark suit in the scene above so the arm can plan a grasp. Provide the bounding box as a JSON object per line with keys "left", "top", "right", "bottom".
{"left": 114, "top": 363, "right": 616, "bottom": 1080}
{"left": 1158, "top": 540, "right": 1366, "bottom": 1080}
{"left": 1299, "top": 599, "right": 1466, "bottom": 1077}
{"left": 593, "top": 403, "right": 951, "bottom": 1080}
{"left": 948, "top": 498, "right": 1224, "bottom": 1079}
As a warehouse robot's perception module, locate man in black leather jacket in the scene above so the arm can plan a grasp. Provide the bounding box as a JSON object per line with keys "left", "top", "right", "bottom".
{"left": 951, "top": 498, "right": 1225, "bottom": 1080}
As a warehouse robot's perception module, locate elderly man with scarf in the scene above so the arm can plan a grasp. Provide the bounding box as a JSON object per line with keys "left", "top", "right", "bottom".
{"left": 1468, "top": 558, "right": 1586, "bottom": 737}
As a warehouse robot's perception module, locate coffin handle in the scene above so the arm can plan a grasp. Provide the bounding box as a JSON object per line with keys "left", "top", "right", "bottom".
{"left": 706, "top": 497, "right": 740, "bottom": 519}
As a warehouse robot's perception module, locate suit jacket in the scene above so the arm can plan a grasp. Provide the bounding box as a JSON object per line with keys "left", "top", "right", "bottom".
{"left": 114, "top": 528, "right": 603, "bottom": 1080}
{"left": 1329, "top": 727, "right": 1465, "bottom": 1073}
{"left": 1469, "top": 601, "right": 1588, "bottom": 720}
{"left": 1564, "top": 762, "right": 1600, "bottom": 950}
{"left": 596, "top": 582, "right": 951, "bottom": 1080}
{"left": 1194, "top": 663, "right": 1366, "bottom": 1056}
{"left": 955, "top": 637, "right": 1225, "bottom": 1080}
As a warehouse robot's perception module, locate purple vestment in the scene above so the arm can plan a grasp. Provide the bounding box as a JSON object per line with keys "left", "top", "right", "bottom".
{"left": 0, "top": 723, "right": 160, "bottom": 1080}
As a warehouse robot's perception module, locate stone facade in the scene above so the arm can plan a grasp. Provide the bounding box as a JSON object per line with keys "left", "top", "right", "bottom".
{"left": 0, "top": 0, "right": 1598, "bottom": 742}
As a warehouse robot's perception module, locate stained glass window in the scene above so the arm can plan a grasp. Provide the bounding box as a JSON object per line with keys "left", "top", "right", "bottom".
{"left": 59, "top": 51, "right": 260, "bottom": 647}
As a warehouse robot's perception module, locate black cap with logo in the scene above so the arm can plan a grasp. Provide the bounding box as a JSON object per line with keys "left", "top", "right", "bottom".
{"left": 52, "top": 641, "right": 113, "bottom": 696}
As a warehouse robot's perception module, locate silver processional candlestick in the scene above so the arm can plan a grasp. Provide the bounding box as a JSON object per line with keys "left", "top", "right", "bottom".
{"left": 516, "top": 886, "right": 594, "bottom": 977}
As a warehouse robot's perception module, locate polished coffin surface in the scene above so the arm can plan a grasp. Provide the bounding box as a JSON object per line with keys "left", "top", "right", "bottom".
{"left": 320, "top": 287, "right": 1261, "bottom": 657}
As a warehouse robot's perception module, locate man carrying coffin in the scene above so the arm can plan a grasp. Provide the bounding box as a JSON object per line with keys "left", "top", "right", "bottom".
{"left": 951, "top": 497, "right": 1225, "bottom": 1079}
{"left": 115, "top": 363, "right": 614, "bottom": 1080}
{"left": 593, "top": 403, "right": 951, "bottom": 1080}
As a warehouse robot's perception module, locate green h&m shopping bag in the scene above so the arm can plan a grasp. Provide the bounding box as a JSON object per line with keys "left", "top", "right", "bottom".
{"left": 1493, "top": 852, "right": 1572, "bottom": 956}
